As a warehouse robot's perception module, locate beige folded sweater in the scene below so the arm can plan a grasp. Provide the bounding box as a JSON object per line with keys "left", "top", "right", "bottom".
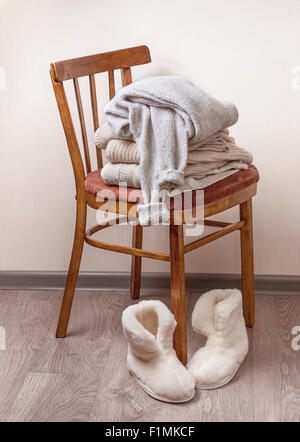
{"left": 94, "top": 121, "right": 116, "bottom": 148}
{"left": 106, "top": 139, "right": 140, "bottom": 164}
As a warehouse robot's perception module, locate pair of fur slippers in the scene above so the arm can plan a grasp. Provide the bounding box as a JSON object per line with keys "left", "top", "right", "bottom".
{"left": 122, "top": 289, "right": 249, "bottom": 403}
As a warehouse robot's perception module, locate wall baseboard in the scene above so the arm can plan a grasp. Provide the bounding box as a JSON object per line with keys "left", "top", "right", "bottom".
{"left": 0, "top": 271, "right": 299, "bottom": 294}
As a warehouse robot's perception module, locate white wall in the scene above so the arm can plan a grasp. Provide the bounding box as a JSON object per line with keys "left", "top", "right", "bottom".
{"left": 1, "top": 0, "right": 300, "bottom": 275}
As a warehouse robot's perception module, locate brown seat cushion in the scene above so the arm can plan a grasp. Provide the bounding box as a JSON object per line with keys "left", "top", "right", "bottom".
{"left": 85, "top": 166, "right": 259, "bottom": 207}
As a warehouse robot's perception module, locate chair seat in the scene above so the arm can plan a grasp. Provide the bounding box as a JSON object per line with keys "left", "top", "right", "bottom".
{"left": 85, "top": 166, "right": 259, "bottom": 209}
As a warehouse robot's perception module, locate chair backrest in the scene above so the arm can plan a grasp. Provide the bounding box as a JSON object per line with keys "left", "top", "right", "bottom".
{"left": 50, "top": 46, "right": 151, "bottom": 199}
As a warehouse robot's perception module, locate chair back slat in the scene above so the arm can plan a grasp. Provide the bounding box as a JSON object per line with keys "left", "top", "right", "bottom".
{"left": 89, "top": 74, "right": 99, "bottom": 131}
{"left": 73, "top": 78, "right": 91, "bottom": 174}
{"left": 89, "top": 74, "right": 103, "bottom": 169}
{"left": 121, "top": 67, "right": 132, "bottom": 86}
{"left": 108, "top": 70, "right": 115, "bottom": 99}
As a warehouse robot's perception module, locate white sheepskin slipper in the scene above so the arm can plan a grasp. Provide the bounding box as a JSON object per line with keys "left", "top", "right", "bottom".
{"left": 122, "top": 300, "right": 195, "bottom": 403}
{"left": 187, "top": 289, "right": 248, "bottom": 390}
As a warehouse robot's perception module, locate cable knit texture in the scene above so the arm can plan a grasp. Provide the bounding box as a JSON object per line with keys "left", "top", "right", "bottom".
{"left": 106, "top": 139, "right": 140, "bottom": 164}
{"left": 101, "top": 162, "right": 141, "bottom": 188}
{"left": 104, "top": 76, "right": 238, "bottom": 225}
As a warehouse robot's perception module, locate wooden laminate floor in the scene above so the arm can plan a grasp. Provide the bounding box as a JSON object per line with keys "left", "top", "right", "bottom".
{"left": 0, "top": 289, "right": 299, "bottom": 422}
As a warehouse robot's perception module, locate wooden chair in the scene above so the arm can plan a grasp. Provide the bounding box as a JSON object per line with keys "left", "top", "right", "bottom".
{"left": 50, "top": 45, "right": 259, "bottom": 365}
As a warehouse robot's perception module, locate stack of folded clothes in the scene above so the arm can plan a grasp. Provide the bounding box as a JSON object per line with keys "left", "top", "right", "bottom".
{"left": 93, "top": 76, "right": 254, "bottom": 225}
{"left": 94, "top": 122, "right": 253, "bottom": 192}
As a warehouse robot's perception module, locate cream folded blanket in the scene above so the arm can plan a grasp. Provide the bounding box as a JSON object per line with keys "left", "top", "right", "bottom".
{"left": 101, "top": 160, "right": 249, "bottom": 189}
{"left": 104, "top": 76, "right": 238, "bottom": 225}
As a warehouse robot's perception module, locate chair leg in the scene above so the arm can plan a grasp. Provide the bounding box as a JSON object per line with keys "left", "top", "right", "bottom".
{"left": 169, "top": 224, "right": 187, "bottom": 365}
{"left": 56, "top": 200, "right": 87, "bottom": 338}
{"left": 240, "top": 198, "right": 255, "bottom": 327}
{"left": 130, "top": 224, "right": 143, "bottom": 300}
